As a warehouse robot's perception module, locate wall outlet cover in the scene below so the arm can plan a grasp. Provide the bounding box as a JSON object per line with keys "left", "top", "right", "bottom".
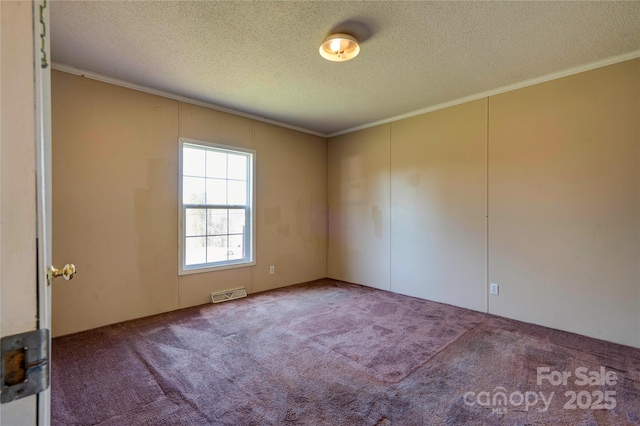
{"left": 490, "top": 283, "right": 499, "bottom": 295}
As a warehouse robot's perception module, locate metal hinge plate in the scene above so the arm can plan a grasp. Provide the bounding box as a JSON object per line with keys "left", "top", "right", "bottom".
{"left": 1, "top": 329, "right": 49, "bottom": 403}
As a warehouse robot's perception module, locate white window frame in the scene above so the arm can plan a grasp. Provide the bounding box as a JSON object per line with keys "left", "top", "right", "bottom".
{"left": 178, "top": 137, "right": 256, "bottom": 275}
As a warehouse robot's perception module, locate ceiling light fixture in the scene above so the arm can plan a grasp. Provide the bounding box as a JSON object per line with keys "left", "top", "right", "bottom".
{"left": 319, "top": 33, "right": 360, "bottom": 62}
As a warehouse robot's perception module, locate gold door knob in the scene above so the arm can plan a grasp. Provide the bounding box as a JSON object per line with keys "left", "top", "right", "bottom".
{"left": 50, "top": 264, "right": 76, "bottom": 281}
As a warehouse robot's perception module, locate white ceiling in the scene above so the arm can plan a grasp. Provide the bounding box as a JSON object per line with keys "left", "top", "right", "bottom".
{"left": 50, "top": 1, "right": 640, "bottom": 137}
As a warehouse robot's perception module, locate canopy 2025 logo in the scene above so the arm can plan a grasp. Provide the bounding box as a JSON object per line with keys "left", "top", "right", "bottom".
{"left": 463, "top": 366, "right": 618, "bottom": 414}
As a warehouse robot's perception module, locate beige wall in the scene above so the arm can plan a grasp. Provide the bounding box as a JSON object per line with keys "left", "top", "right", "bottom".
{"left": 488, "top": 59, "right": 640, "bottom": 347}
{"left": 327, "top": 125, "right": 391, "bottom": 290}
{"left": 390, "top": 100, "right": 487, "bottom": 312}
{"left": 327, "top": 58, "right": 640, "bottom": 348}
{"left": 253, "top": 122, "right": 327, "bottom": 293}
{"left": 52, "top": 71, "right": 327, "bottom": 336}
{"left": 328, "top": 101, "right": 487, "bottom": 310}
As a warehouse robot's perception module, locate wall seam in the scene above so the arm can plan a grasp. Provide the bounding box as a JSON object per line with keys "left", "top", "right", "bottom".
{"left": 388, "top": 123, "right": 392, "bottom": 292}
{"left": 325, "top": 135, "right": 329, "bottom": 279}
{"left": 485, "top": 97, "right": 490, "bottom": 314}
{"left": 251, "top": 119, "right": 255, "bottom": 294}
{"left": 177, "top": 102, "right": 182, "bottom": 309}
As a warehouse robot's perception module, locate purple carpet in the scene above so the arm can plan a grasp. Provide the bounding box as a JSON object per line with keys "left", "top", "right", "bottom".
{"left": 51, "top": 279, "right": 640, "bottom": 425}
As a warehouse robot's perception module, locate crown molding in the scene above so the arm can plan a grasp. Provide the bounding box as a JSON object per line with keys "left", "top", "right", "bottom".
{"left": 51, "top": 62, "right": 330, "bottom": 138}
{"left": 53, "top": 49, "right": 640, "bottom": 140}
{"left": 327, "top": 49, "right": 640, "bottom": 138}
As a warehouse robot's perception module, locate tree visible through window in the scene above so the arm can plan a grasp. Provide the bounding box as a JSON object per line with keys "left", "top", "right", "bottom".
{"left": 180, "top": 139, "right": 254, "bottom": 273}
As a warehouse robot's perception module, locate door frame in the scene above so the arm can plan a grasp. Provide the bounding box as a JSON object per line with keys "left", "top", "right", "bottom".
{"left": 34, "top": 0, "right": 52, "bottom": 423}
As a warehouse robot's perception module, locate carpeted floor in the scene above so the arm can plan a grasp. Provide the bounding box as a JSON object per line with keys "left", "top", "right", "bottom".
{"left": 51, "top": 279, "right": 640, "bottom": 425}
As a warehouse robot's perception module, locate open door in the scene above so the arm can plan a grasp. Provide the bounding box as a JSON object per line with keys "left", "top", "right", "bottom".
{"left": 0, "top": 1, "right": 69, "bottom": 424}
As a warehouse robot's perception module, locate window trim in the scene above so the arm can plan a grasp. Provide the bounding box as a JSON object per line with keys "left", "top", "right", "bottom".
{"left": 178, "top": 137, "right": 256, "bottom": 276}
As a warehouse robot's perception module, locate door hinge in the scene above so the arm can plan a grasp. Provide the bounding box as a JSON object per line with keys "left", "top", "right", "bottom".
{"left": 1, "top": 329, "right": 49, "bottom": 403}
{"left": 39, "top": 0, "right": 49, "bottom": 69}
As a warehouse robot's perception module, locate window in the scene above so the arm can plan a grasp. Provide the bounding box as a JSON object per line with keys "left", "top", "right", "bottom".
{"left": 179, "top": 138, "right": 255, "bottom": 274}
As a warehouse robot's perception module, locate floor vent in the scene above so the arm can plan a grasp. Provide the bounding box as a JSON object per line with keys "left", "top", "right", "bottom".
{"left": 211, "top": 288, "right": 247, "bottom": 304}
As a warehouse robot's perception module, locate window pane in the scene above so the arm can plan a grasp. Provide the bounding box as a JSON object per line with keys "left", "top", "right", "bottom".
{"left": 182, "top": 143, "right": 253, "bottom": 271}
{"left": 183, "top": 177, "right": 206, "bottom": 204}
{"left": 185, "top": 209, "right": 206, "bottom": 237}
{"left": 229, "top": 210, "right": 245, "bottom": 234}
{"left": 227, "top": 154, "right": 247, "bottom": 181}
{"left": 183, "top": 147, "right": 205, "bottom": 177}
{"left": 206, "top": 179, "right": 226, "bottom": 204}
{"left": 228, "top": 180, "right": 246, "bottom": 205}
{"left": 207, "top": 209, "right": 227, "bottom": 236}
{"left": 185, "top": 237, "right": 206, "bottom": 265}
{"left": 206, "top": 151, "right": 226, "bottom": 179}
{"left": 228, "top": 234, "right": 244, "bottom": 260}
{"left": 207, "top": 236, "right": 227, "bottom": 263}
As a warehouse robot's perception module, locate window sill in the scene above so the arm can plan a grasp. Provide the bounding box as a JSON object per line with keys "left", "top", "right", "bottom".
{"left": 178, "top": 260, "right": 255, "bottom": 276}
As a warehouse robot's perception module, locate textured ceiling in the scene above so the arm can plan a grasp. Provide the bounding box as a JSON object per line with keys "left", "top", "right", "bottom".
{"left": 50, "top": 1, "right": 640, "bottom": 136}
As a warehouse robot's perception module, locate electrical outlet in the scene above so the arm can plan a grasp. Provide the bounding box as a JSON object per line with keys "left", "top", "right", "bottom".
{"left": 490, "top": 283, "right": 499, "bottom": 295}
{"left": 269, "top": 266, "right": 275, "bottom": 275}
